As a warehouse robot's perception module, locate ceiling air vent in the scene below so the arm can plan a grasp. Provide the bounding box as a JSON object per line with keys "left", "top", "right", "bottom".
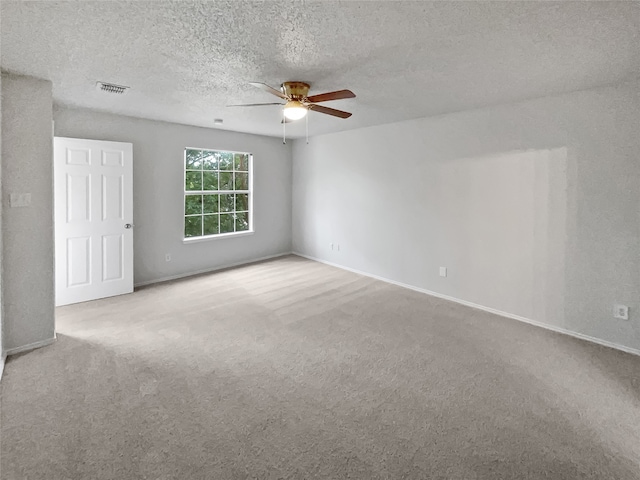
{"left": 96, "top": 81, "right": 129, "bottom": 94}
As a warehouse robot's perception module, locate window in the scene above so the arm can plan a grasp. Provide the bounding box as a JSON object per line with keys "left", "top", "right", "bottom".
{"left": 184, "top": 148, "right": 252, "bottom": 239}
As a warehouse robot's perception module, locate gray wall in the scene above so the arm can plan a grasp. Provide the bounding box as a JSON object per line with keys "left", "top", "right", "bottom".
{"left": 1, "top": 74, "right": 55, "bottom": 351}
{"left": 292, "top": 80, "right": 640, "bottom": 352}
{"left": 54, "top": 108, "right": 292, "bottom": 286}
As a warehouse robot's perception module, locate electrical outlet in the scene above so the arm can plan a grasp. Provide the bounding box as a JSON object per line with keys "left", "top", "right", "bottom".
{"left": 165, "top": 254, "right": 171, "bottom": 262}
{"left": 439, "top": 267, "right": 447, "bottom": 277}
{"left": 613, "top": 304, "right": 629, "bottom": 320}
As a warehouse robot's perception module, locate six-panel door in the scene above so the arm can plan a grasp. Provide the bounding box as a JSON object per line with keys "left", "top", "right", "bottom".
{"left": 54, "top": 137, "right": 133, "bottom": 306}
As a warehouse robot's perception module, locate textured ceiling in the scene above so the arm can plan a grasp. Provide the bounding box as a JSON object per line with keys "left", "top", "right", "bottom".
{"left": 2, "top": 1, "right": 639, "bottom": 138}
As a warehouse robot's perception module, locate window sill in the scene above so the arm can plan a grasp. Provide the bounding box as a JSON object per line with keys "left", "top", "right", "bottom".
{"left": 183, "top": 230, "right": 254, "bottom": 244}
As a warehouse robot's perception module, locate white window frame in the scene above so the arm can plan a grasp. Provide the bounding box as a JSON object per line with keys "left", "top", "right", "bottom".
{"left": 183, "top": 147, "right": 253, "bottom": 242}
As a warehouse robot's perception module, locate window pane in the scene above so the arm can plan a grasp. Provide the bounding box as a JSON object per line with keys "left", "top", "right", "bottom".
{"left": 185, "top": 149, "right": 202, "bottom": 170}
{"left": 202, "top": 150, "right": 217, "bottom": 170}
{"left": 234, "top": 172, "right": 248, "bottom": 190}
{"left": 219, "top": 194, "right": 234, "bottom": 212}
{"left": 184, "top": 216, "right": 202, "bottom": 237}
{"left": 203, "top": 171, "right": 219, "bottom": 191}
{"left": 219, "top": 172, "right": 233, "bottom": 190}
{"left": 203, "top": 194, "right": 219, "bottom": 214}
{"left": 218, "top": 152, "right": 233, "bottom": 171}
{"left": 220, "top": 213, "right": 234, "bottom": 234}
{"left": 234, "top": 153, "right": 249, "bottom": 171}
{"left": 184, "top": 148, "right": 251, "bottom": 239}
{"left": 235, "top": 211, "right": 249, "bottom": 232}
{"left": 203, "top": 214, "right": 219, "bottom": 235}
{"left": 185, "top": 171, "right": 202, "bottom": 190}
{"left": 235, "top": 193, "right": 248, "bottom": 212}
{"left": 185, "top": 195, "right": 202, "bottom": 215}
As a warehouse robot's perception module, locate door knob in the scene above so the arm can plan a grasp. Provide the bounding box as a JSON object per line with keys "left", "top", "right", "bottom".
{"left": 125, "top": 223, "right": 134, "bottom": 229}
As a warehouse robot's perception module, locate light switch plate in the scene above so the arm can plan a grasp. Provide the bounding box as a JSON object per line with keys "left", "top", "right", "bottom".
{"left": 439, "top": 267, "right": 447, "bottom": 277}
{"left": 10, "top": 193, "right": 31, "bottom": 208}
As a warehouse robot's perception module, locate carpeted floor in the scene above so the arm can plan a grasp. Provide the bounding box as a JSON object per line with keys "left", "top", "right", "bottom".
{"left": 1, "top": 255, "right": 639, "bottom": 479}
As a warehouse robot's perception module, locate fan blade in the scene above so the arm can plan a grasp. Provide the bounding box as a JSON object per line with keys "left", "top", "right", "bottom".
{"left": 306, "top": 89, "right": 355, "bottom": 103}
{"left": 249, "top": 82, "right": 287, "bottom": 99}
{"left": 309, "top": 104, "right": 352, "bottom": 119}
{"left": 227, "top": 103, "right": 283, "bottom": 107}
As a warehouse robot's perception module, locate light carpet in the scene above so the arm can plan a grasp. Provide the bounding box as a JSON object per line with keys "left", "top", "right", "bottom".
{"left": 1, "top": 255, "right": 639, "bottom": 479}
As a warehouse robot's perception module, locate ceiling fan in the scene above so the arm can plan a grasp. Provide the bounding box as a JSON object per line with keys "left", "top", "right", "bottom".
{"left": 228, "top": 82, "right": 355, "bottom": 121}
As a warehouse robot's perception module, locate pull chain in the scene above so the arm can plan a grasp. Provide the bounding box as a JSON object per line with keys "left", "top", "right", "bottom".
{"left": 282, "top": 110, "right": 286, "bottom": 144}
{"left": 306, "top": 113, "right": 309, "bottom": 144}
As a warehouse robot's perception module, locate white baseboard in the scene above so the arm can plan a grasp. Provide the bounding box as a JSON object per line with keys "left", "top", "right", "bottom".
{"left": 0, "top": 353, "right": 6, "bottom": 382}
{"left": 294, "top": 252, "right": 640, "bottom": 357}
{"left": 134, "top": 252, "right": 293, "bottom": 288}
{"left": 5, "top": 334, "right": 57, "bottom": 357}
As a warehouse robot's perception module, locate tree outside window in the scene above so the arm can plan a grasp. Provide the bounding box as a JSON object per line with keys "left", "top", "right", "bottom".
{"left": 184, "top": 148, "right": 251, "bottom": 239}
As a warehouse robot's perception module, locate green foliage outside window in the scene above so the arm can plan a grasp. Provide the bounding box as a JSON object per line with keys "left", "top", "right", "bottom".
{"left": 184, "top": 148, "right": 250, "bottom": 238}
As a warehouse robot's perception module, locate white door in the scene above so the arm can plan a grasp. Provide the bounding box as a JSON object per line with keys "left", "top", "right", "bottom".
{"left": 54, "top": 137, "right": 133, "bottom": 306}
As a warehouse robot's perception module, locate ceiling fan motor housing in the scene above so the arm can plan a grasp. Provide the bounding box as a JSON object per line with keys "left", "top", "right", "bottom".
{"left": 282, "top": 82, "right": 310, "bottom": 100}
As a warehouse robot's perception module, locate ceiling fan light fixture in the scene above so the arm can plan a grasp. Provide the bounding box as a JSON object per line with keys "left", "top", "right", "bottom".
{"left": 283, "top": 100, "right": 308, "bottom": 120}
